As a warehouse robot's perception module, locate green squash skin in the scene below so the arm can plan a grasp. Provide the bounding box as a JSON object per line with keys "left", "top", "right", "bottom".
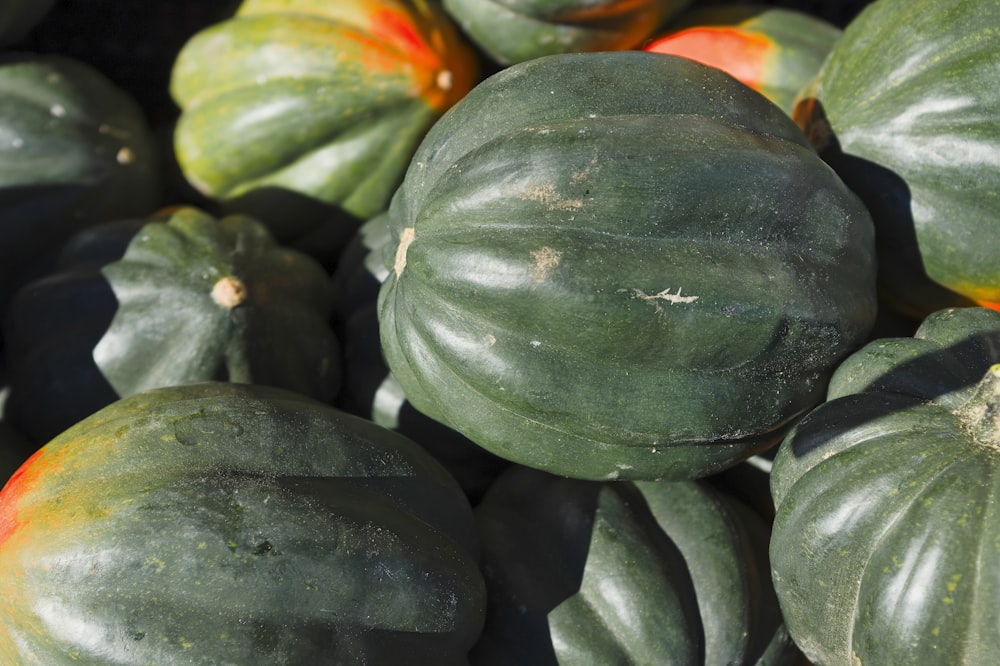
{"left": 0, "top": 382, "right": 486, "bottom": 665}
{"left": 333, "top": 214, "right": 511, "bottom": 504}
{"left": 378, "top": 51, "right": 878, "bottom": 481}
{"left": 442, "top": 0, "right": 692, "bottom": 66}
{"left": 792, "top": 0, "right": 1000, "bottom": 317}
{"left": 470, "top": 465, "right": 783, "bottom": 665}
{"left": 0, "top": 54, "right": 162, "bottom": 326}
{"left": 170, "top": 0, "right": 479, "bottom": 223}
{"left": 770, "top": 307, "right": 1000, "bottom": 665}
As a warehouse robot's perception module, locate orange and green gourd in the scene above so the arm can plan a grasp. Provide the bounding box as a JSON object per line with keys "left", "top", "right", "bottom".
{"left": 170, "top": 0, "right": 479, "bottom": 223}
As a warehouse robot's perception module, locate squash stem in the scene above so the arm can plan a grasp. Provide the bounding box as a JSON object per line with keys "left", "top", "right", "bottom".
{"left": 955, "top": 364, "right": 1000, "bottom": 448}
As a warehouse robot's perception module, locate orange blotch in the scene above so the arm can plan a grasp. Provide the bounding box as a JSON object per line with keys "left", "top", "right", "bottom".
{"left": 645, "top": 27, "right": 774, "bottom": 91}
{"left": 974, "top": 297, "right": 1000, "bottom": 312}
{"left": 0, "top": 448, "right": 48, "bottom": 548}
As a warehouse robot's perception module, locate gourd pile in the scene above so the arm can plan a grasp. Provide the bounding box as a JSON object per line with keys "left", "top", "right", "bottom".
{"left": 1, "top": 0, "right": 997, "bottom": 663}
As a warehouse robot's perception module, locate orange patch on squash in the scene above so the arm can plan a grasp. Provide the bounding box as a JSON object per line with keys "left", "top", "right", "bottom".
{"left": 974, "top": 297, "right": 1000, "bottom": 312}
{"left": 0, "top": 447, "right": 48, "bottom": 547}
{"left": 645, "top": 27, "right": 773, "bottom": 91}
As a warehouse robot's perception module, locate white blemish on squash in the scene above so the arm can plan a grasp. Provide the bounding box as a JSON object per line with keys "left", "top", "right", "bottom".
{"left": 623, "top": 287, "right": 699, "bottom": 315}
{"left": 394, "top": 227, "right": 415, "bottom": 278}
{"left": 530, "top": 246, "right": 562, "bottom": 284}
{"left": 520, "top": 183, "right": 583, "bottom": 211}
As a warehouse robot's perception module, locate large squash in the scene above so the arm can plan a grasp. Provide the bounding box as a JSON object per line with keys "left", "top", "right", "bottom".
{"left": 0, "top": 381, "right": 486, "bottom": 664}
{"left": 377, "top": 51, "right": 878, "bottom": 481}
{"left": 0, "top": 53, "right": 161, "bottom": 328}
{"left": 170, "top": 0, "right": 479, "bottom": 227}
{"left": 792, "top": 0, "right": 1000, "bottom": 317}
{"left": 3, "top": 206, "right": 341, "bottom": 445}
{"left": 770, "top": 306, "right": 1000, "bottom": 665}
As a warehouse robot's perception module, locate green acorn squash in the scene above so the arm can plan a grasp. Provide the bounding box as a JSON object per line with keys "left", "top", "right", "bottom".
{"left": 770, "top": 306, "right": 1000, "bottom": 665}
{"left": 377, "top": 50, "right": 878, "bottom": 481}
{"left": 170, "top": 0, "right": 479, "bottom": 227}
{"left": 792, "top": 0, "right": 1000, "bottom": 317}
{"left": 442, "top": 0, "right": 692, "bottom": 66}
{"left": 470, "top": 464, "right": 795, "bottom": 664}
{"left": 0, "top": 53, "right": 161, "bottom": 328}
{"left": 3, "top": 206, "right": 341, "bottom": 445}
{"left": 644, "top": 4, "right": 841, "bottom": 117}
{"left": 0, "top": 381, "right": 485, "bottom": 664}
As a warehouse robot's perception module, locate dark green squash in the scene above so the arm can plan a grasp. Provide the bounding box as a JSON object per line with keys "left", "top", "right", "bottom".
{"left": 770, "top": 306, "right": 1000, "bottom": 665}
{"left": 3, "top": 206, "right": 341, "bottom": 445}
{"left": 792, "top": 0, "right": 1000, "bottom": 317}
{"left": 170, "top": 0, "right": 480, "bottom": 229}
{"left": 0, "top": 381, "right": 486, "bottom": 664}
{"left": 377, "top": 50, "right": 878, "bottom": 481}
{"left": 0, "top": 53, "right": 161, "bottom": 328}
{"left": 470, "top": 464, "right": 794, "bottom": 664}
{"left": 441, "top": 0, "right": 692, "bottom": 66}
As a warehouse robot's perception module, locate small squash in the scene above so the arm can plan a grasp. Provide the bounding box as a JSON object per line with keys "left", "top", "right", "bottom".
{"left": 0, "top": 381, "right": 486, "bottom": 664}
{"left": 792, "top": 0, "right": 1000, "bottom": 317}
{"left": 170, "top": 0, "right": 479, "bottom": 226}
{"left": 4, "top": 206, "right": 341, "bottom": 444}
{"left": 377, "top": 51, "right": 878, "bottom": 481}
{"left": 770, "top": 306, "right": 1000, "bottom": 665}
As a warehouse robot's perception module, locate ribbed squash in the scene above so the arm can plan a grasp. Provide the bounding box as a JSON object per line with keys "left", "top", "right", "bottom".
{"left": 644, "top": 4, "right": 841, "bottom": 116}
{"left": 442, "top": 0, "right": 692, "bottom": 66}
{"left": 377, "top": 51, "right": 878, "bottom": 481}
{"left": 0, "top": 53, "right": 161, "bottom": 327}
{"left": 793, "top": 0, "right": 1000, "bottom": 317}
{"left": 170, "top": 0, "right": 479, "bottom": 226}
{"left": 3, "top": 207, "right": 340, "bottom": 445}
{"left": 470, "top": 464, "right": 795, "bottom": 664}
{"left": 0, "top": 381, "right": 486, "bottom": 664}
{"left": 770, "top": 306, "right": 1000, "bottom": 665}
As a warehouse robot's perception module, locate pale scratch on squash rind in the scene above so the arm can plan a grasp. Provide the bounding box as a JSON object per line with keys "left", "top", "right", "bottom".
{"left": 621, "top": 287, "right": 699, "bottom": 315}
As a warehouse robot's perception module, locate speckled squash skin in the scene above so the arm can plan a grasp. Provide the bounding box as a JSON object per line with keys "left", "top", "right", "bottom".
{"left": 442, "top": 0, "right": 692, "bottom": 65}
{"left": 792, "top": 0, "right": 1000, "bottom": 317}
{"left": 0, "top": 382, "right": 486, "bottom": 664}
{"left": 170, "top": 0, "right": 479, "bottom": 223}
{"left": 377, "top": 51, "right": 878, "bottom": 481}
{"left": 770, "top": 307, "right": 1000, "bottom": 665}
